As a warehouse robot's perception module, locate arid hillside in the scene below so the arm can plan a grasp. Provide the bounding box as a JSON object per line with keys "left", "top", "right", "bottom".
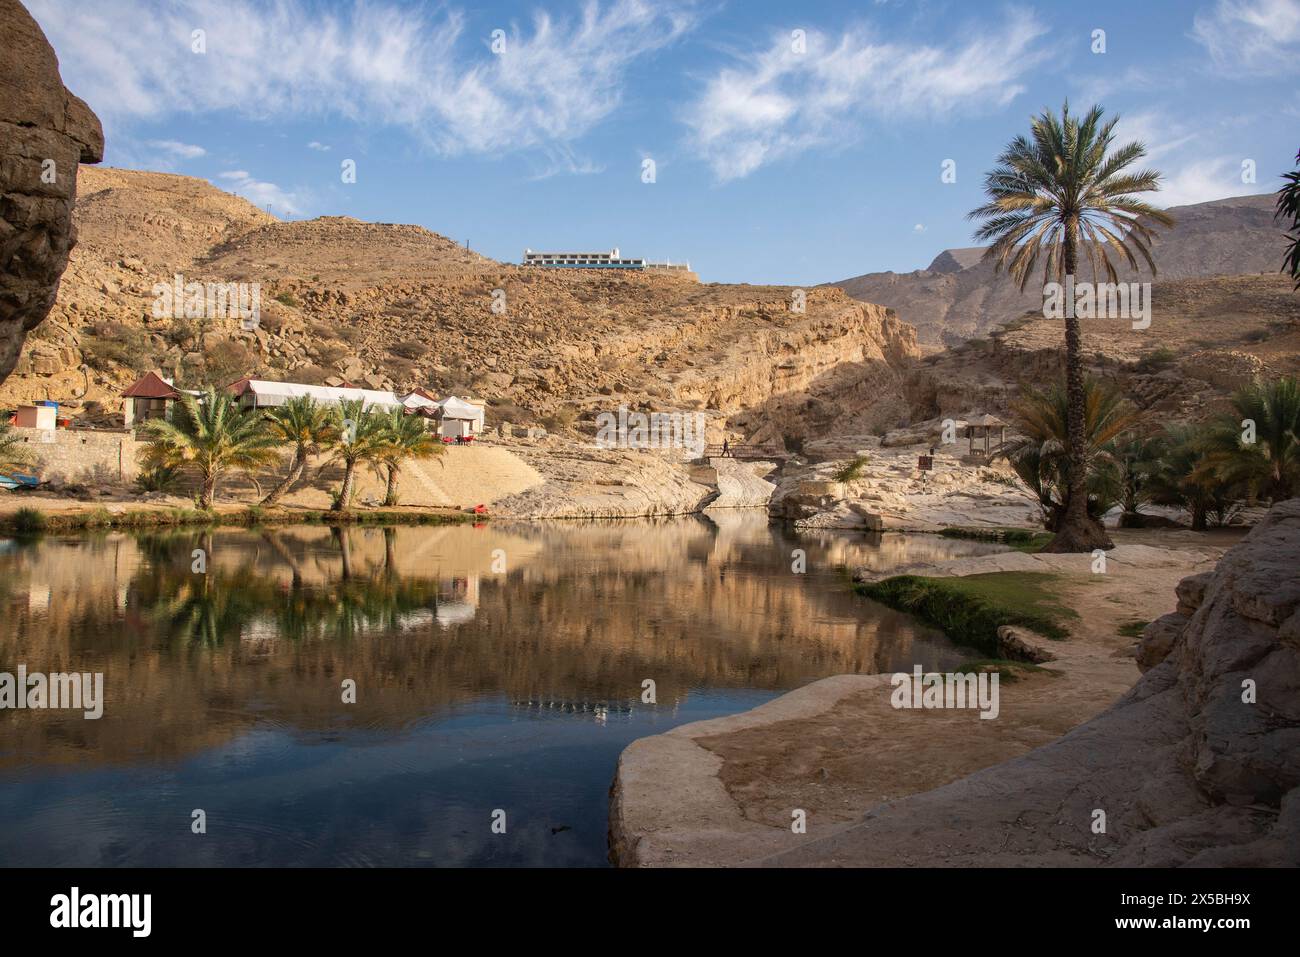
{"left": 5, "top": 166, "right": 917, "bottom": 444}
{"left": 826, "top": 194, "right": 1288, "bottom": 346}
{"left": 902, "top": 272, "right": 1300, "bottom": 427}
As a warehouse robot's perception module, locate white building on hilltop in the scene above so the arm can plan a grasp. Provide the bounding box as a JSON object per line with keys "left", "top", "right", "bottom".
{"left": 522, "top": 247, "right": 691, "bottom": 272}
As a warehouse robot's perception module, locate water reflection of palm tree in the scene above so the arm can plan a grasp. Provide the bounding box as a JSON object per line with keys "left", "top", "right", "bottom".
{"left": 332, "top": 525, "right": 355, "bottom": 580}
{"left": 383, "top": 527, "right": 397, "bottom": 578}
{"left": 132, "top": 532, "right": 442, "bottom": 645}
{"left": 259, "top": 529, "right": 304, "bottom": 589}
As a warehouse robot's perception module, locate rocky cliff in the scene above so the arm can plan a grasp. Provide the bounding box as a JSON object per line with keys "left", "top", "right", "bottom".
{"left": 0, "top": 0, "right": 103, "bottom": 383}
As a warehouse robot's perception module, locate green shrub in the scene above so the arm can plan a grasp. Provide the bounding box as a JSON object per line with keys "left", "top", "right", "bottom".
{"left": 833, "top": 455, "right": 870, "bottom": 483}
{"left": 1135, "top": 347, "right": 1176, "bottom": 372}
{"left": 82, "top": 321, "right": 153, "bottom": 373}
{"left": 135, "top": 462, "right": 183, "bottom": 493}
{"left": 10, "top": 507, "right": 46, "bottom": 534}
{"left": 389, "top": 338, "right": 430, "bottom": 360}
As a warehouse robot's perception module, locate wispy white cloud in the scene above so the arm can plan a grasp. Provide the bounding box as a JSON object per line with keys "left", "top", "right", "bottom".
{"left": 682, "top": 10, "right": 1050, "bottom": 181}
{"left": 217, "top": 170, "right": 306, "bottom": 215}
{"left": 28, "top": 0, "right": 696, "bottom": 158}
{"left": 1074, "top": 67, "right": 1169, "bottom": 106}
{"left": 1191, "top": 0, "right": 1300, "bottom": 75}
{"left": 146, "top": 139, "right": 207, "bottom": 160}
{"left": 527, "top": 146, "right": 606, "bottom": 181}
{"left": 1109, "top": 111, "right": 1274, "bottom": 207}
{"left": 1153, "top": 156, "right": 1270, "bottom": 208}
{"left": 1111, "top": 112, "right": 1199, "bottom": 163}
{"left": 306, "top": 141, "right": 331, "bottom": 152}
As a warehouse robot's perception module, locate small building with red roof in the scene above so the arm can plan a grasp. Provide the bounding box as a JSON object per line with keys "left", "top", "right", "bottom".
{"left": 121, "top": 371, "right": 182, "bottom": 427}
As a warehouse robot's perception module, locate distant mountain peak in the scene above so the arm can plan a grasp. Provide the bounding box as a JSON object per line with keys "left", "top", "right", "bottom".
{"left": 926, "top": 247, "right": 985, "bottom": 274}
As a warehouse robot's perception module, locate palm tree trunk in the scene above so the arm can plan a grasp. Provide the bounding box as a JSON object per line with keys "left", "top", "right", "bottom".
{"left": 383, "top": 463, "right": 400, "bottom": 507}
{"left": 261, "top": 446, "right": 306, "bottom": 507}
{"left": 333, "top": 458, "right": 356, "bottom": 512}
{"left": 199, "top": 469, "right": 217, "bottom": 510}
{"left": 1045, "top": 226, "right": 1113, "bottom": 553}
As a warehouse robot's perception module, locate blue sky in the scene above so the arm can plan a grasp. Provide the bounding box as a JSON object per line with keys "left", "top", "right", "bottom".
{"left": 27, "top": 0, "right": 1300, "bottom": 285}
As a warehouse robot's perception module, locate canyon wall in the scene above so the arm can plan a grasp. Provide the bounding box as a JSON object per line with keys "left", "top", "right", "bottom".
{"left": 0, "top": 0, "right": 103, "bottom": 383}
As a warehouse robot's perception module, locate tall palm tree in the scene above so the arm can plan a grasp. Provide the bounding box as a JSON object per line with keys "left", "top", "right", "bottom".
{"left": 970, "top": 102, "right": 1174, "bottom": 551}
{"left": 997, "top": 377, "right": 1139, "bottom": 532}
{"left": 140, "top": 388, "right": 280, "bottom": 509}
{"left": 327, "top": 399, "right": 389, "bottom": 512}
{"left": 260, "top": 396, "right": 337, "bottom": 507}
{"left": 376, "top": 408, "right": 442, "bottom": 506}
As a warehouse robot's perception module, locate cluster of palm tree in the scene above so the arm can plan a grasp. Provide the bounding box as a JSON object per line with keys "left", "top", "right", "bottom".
{"left": 139, "top": 389, "right": 442, "bottom": 511}
{"left": 972, "top": 110, "right": 1298, "bottom": 550}
{"left": 999, "top": 376, "right": 1300, "bottom": 532}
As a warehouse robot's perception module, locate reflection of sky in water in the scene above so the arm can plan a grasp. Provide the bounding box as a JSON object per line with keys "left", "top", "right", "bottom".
{"left": 0, "top": 516, "right": 1006, "bottom": 867}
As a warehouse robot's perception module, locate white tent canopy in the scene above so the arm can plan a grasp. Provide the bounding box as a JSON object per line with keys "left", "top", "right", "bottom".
{"left": 438, "top": 396, "right": 484, "bottom": 424}
{"left": 402, "top": 392, "right": 439, "bottom": 411}
{"left": 237, "top": 379, "right": 407, "bottom": 410}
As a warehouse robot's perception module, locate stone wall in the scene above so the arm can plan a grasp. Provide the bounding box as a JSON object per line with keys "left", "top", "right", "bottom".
{"left": 13, "top": 427, "right": 142, "bottom": 485}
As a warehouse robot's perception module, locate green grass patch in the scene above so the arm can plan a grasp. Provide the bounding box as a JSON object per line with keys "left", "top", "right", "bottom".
{"left": 858, "top": 571, "right": 1077, "bottom": 654}
{"left": 1117, "top": 619, "right": 1150, "bottom": 639}
{"left": 939, "top": 526, "right": 1054, "bottom": 553}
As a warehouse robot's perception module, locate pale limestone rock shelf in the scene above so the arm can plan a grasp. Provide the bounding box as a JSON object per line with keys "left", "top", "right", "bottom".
{"left": 491, "top": 443, "right": 778, "bottom": 520}
{"left": 772, "top": 436, "right": 1039, "bottom": 532}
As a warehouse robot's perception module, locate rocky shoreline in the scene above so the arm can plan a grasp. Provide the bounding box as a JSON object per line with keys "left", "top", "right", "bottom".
{"left": 607, "top": 507, "right": 1298, "bottom": 867}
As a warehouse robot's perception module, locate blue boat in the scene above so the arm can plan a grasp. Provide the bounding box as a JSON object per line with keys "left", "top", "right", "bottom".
{"left": 0, "top": 473, "right": 40, "bottom": 491}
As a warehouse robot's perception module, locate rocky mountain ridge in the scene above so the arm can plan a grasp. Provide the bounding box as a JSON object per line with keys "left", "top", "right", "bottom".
{"left": 826, "top": 193, "right": 1288, "bottom": 346}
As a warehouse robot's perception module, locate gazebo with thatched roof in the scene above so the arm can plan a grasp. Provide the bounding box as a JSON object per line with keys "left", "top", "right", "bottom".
{"left": 964, "top": 413, "right": 1006, "bottom": 459}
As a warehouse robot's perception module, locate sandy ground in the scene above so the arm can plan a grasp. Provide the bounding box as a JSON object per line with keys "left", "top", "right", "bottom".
{"left": 609, "top": 529, "right": 1238, "bottom": 866}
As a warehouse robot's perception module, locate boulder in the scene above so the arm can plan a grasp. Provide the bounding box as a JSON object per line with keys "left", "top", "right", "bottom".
{"left": 1136, "top": 612, "right": 1188, "bottom": 672}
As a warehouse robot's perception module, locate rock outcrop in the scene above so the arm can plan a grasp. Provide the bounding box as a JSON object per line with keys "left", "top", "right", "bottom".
{"left": 0, "top": 0, "right": 103, "bottom": 383}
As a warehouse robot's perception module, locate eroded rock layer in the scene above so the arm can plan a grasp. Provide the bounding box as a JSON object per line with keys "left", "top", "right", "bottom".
{"left": 0, "top": 0, "right": 103, "bottom": 382}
